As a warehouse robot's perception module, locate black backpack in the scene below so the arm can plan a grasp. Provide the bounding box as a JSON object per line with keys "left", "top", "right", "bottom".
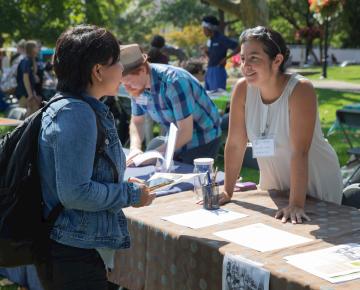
{"left": 0, "top": 94, "right": 118, "bottom": 267}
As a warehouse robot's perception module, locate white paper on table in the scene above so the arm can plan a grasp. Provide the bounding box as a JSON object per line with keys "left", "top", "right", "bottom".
{"left": 163, "top": 123, "right": 178, "bottom": 172}
{"left": 131, "top": 150, "right": 164, "bottom": 166}
{"left": 223, "top": 253, "right": 270, "bottom": 290}
{"left": 148, "top": 172, "right": 201, "bottom": 184}
{"left": 214, "top": 223, "right": 312, "bottom": 252}
{"left": 285, "top": 243, "right": 360, "bottom": 283}
{"left": 162, "top": 209, "right": 247, "bottom": 229}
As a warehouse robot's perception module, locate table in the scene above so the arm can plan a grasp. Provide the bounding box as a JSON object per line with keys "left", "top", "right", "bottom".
{"left": 109, "top": 189, "right": 360, "bottom": 290}
{"left": 0, "top": 117, "right": 22, "bottom": 127}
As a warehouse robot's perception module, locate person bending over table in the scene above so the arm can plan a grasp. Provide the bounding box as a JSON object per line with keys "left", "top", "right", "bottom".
{"left": 121, "top": 44, "right": 222, "bottom": 165}
{"left": 220, "top": 26, "right": 343, "bottom": 224}
{"left": 36, "top": 26, "right": 155, "bottom": 290}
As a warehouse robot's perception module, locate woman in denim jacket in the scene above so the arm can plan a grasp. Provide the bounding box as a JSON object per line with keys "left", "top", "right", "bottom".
{"left": 36, "top": 25, "right": 155, "bottom": 290}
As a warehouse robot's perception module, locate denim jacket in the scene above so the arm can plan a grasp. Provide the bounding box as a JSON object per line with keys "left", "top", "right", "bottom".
{"left": 38, "top": 94, "right": 141, "bottom": 249}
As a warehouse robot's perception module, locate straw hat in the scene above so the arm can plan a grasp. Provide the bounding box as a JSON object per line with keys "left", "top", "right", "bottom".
{"left": 119, "top": 44, "right": 148, "bottom": 75}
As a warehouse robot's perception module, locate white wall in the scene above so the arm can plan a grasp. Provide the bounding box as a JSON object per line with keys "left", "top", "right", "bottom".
{"left": 288, "top": 45, "right": 360, "bottom": 64}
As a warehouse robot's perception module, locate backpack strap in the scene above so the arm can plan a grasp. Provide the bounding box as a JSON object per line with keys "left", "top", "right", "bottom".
{"left": 94, "top": 116, "right": 119, "bottom": 183}
{"left": 43, "top": 93, "right": 119, "bottom": 182}
{"left": 42, "top": 93, "right": 119, "bottom": 225}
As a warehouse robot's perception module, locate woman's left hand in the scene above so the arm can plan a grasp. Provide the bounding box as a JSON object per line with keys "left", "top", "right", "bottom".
{"left": 275, "top": 205, "right": 311, "bottom": 224}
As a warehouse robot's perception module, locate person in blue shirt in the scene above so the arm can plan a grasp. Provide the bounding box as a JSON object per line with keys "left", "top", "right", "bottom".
{"left": 120, "top": 44, "right": 222, "bottom": 165}
{"left": 202, "top": 15, "right": 240, "bottom": 91}
{"left": 35, "top": 25, "right": 155, "bottom": 290}
{"left": 15, "top": 40, "right": 42, "bottom": 115}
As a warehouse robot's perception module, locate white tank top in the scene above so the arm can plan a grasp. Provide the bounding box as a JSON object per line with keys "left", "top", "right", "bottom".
{"left": 245, "top": 73, "right": 343, "bottom": 204}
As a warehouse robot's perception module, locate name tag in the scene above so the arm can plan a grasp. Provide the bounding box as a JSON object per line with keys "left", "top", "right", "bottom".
{"left": 135, "top": 95, "right": 148, "bottom": 106}
{"left": 252, "top": 138, "right": 275, "bottom": 158}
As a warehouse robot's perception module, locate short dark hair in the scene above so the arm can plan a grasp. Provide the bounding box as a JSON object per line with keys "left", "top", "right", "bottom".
{"left": 202, "top": 15, "right": 219, "bottom": 26}
{"left": 151, "top": 35, "right": 165, "bottom": 49}
{"left": 240, "top": 26, "right": 290, "bottom": 73}
{"left": 54, "top": 25, "right": 120, "bottom": 95}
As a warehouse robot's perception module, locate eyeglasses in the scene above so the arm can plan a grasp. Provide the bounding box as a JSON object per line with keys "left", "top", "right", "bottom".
{"left": 240, "top": 26, "right": 281, "bottom": 54}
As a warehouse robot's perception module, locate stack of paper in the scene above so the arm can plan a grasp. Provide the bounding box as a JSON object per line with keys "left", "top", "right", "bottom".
{"left": 285, "top": 243, "right": 360, "bottom": 283}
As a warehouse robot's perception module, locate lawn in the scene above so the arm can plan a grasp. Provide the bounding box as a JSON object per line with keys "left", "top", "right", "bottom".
{"left": 295, "top": 65, "right": 360, "bottom": 84}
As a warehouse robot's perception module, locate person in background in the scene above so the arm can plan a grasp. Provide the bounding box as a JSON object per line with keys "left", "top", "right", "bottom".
{"left": 121, "top": 44, "right": 221, "bottom": 165}
{"left": 15, "top": 40, "right": 41, "bottom": 115}
{"left": 148, "top": 35, "right": 169, "bottom": 64}
{"left": 35, "top": 25, "right": 155, "bottom": 290}
{"left": 202, "top": 15, "right": 240, "bottom": 91}
{"left": 221, "top": 26, "right": 343, "bottom": 224}
{"left": 148, "top": 35, "right": 187, "bottom": 65}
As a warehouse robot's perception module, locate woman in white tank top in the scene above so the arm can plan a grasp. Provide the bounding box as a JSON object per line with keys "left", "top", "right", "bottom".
{"left": 220, "top": 26, "right": 343, "bottom": 224}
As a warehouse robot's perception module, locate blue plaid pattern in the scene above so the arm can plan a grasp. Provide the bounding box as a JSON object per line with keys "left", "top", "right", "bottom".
{"left": 131, "top": 64, "right": 221, "bottom": 150}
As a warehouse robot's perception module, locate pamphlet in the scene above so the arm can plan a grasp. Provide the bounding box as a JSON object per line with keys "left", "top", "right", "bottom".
{"left": 129, "top": 122, "right": 178, "bottom": 170}
{"left": 285, "top": 243, "right": 360, "bottom": 283}
{"left": 146, "top": 172, "right": 200, "bottom": 192}
{"left": 223, "top": 254, "right": 270, "bottom": 290}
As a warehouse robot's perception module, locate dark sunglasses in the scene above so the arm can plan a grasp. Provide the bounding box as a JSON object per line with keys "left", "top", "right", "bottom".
{"left": 240, "top": 26, "right": 281, "bottom": 54}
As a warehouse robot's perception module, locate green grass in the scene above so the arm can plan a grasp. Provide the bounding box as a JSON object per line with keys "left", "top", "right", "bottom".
{"left": 295, "top": 65, "right": 360, "bottom": 84}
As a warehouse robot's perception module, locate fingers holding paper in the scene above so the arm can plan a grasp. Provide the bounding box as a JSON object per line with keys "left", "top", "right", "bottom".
{"left": 275, "top": 205, "right": 311, "bottom": 224}
{"left": 133, "top": 184, "right": 156, "bottom": 207}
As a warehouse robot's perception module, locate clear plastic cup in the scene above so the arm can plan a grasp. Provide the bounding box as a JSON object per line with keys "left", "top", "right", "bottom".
{"left": 202, "top": 183, "right": 220, "bottom": 210}
{"left": 193, "top": 158, "right": 214, "bottom": 200}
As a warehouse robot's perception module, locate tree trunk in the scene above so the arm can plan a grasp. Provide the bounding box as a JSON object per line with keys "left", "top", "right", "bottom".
{"left": 204, "top": 0, "right": 269, "bottom": 26}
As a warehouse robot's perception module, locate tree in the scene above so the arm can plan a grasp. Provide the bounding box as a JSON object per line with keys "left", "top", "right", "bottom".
{"left": 268, "top": 0, "right": 321, "bottom": 64}
{"left": 309, "top": 0, "right": 344, "bottom": 78}
{"left": 341, "top": 0, "right": 360, "bottom": 48}
{"left": 202, "top": 0, "right": 269, "bottom": 27}
{"left": 0, "top": 0, "right": 128, "bottom": 45}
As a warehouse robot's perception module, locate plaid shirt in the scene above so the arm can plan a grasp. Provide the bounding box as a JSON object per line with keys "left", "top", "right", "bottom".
{"left": 131, "top": 64, "right": 221, "bottom": 150}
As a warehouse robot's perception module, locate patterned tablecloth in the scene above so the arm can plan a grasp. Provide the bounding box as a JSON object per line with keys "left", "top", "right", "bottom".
{"left": 109, "top": 189, "right": 360, "bottom": 290}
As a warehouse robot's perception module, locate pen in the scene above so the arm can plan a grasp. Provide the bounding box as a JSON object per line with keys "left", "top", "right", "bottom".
{"left": 206, "top": 171, "right": 212, "bottom": 186}
{"left": 212, "top": 167, "right": 218, "bottom": 184}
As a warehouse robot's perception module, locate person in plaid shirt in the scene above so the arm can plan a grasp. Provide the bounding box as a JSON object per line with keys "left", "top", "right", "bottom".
{"left": 121, "top": 44, "right": 221, "bottom": 165}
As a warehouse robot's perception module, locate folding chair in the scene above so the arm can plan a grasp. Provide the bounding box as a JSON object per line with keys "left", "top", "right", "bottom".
{"left": 336, "top": 109, "right": 360, "bottom": 185}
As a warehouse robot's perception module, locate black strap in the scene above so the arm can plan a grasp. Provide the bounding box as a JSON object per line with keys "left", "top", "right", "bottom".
{"left": 94, "top": 115, "right": 119, "bottom": 183}
{"left": 45, "top": 203, "right": 64, "bottom": 228}
{"left": 43, "top": 93, "right": 119, "bottom": 226}
{"left": 45, "top": 93, "right": 119, "bottom": 182}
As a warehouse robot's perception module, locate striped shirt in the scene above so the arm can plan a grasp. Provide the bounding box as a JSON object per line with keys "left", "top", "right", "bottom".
{"left": 131, "top": 64, "right": 221, "bottom": 150}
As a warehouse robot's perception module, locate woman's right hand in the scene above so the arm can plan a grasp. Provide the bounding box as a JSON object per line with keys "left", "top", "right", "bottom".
{"left": 133, "top": 184, "right": 156, "bottom": 207}
{"left": 219, "top": 191, "right": 232, "bottom": 205}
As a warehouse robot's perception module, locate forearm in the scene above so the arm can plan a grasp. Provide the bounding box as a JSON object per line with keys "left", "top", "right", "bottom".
{"left": 175, "top": 127, "right": 192, "bottom": 149}
{"left": 129, "top": 119, "right": 144, "bottom": 150}
{"left": 23, "top": 74, "right": 33, "bottom": 97}
{"left": 58, "top": 180, "right": 142, "bottom": 212}
{"left": 224, "top": 141, "right": 247, "bottom": 195}
{"left": 289, "top": 152, "right": 309, "bottom": 208}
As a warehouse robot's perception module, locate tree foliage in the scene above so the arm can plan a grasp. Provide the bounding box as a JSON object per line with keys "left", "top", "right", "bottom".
{"left": 0, "top": 0, "right": 128, "bottom": 45}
